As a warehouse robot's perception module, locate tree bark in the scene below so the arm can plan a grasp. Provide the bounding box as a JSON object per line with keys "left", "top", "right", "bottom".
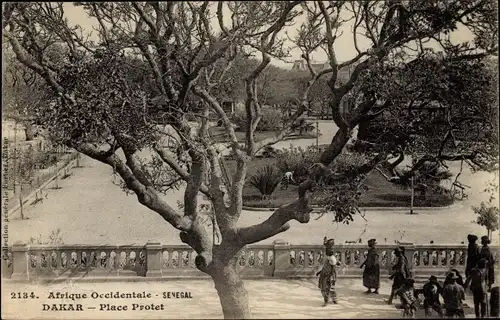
{"left": 205, "top": 244, "right": 251, "bottom": 319}
{"left": 319, "top": 129, "right": 350, "bottom": 166}
{"left": 211, "top": 264, "right": 250, "bottom": 319}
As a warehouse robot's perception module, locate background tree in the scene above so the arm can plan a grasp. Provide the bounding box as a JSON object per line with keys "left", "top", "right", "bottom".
{"left": 473, "top": 202, "right": 499, "bottom": 239}
{"left": 3, "top": 1, "right": 498, "bottom": 319}
{"left": 2, "top": 51, "right": 47, "bottom": 140}
{"left": 472, "top": 181, "right": 499, "bottom": 239}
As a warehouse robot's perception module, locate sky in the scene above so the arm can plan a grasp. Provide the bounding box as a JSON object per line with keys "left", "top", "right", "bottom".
{"left": 62, "top": 2, "right": 475, "bottom": 69}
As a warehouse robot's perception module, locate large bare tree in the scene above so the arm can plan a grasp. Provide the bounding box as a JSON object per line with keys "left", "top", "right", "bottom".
{"left": 3, "top": 1, "right": 497, "bottom": 318}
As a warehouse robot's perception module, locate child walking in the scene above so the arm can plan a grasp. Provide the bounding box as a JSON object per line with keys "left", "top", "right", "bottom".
{"left": 395, "top": 278, "right": 419, "bottom": 318}
{"left": 316, "top": 248, "right": 342, "bottom": 306}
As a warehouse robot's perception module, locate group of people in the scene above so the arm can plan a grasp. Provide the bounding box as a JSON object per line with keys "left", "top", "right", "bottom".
{"left": 316, "top": 235, "right": 498, "bottom": 318}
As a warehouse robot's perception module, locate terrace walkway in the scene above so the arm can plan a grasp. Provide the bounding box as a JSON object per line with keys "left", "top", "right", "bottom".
{"left": 1, "top": 278, "right": 479, "bottom": 319}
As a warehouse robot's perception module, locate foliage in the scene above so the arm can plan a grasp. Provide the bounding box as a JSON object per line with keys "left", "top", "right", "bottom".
{"left": 307, "top": 77, "right": 334, "bottom": 116}
{"left": 355, "top": 54, "right": 499, "bottom": 173}
{"left": 313, "top": 152, "right": 372, "bottom": 222}
{"left": 472, "top": 202, "right": 499, "bottom": 238}
{"left": 275, "top": 145, "right": 321, "bottom": 182}
{"left": 261, "top": 146, "right": 280, "bottom": 158}
{"left": 218, "top": 56, "right": 307, "bottom": 106}
{"left": 2, "top": 50, "right": 47, "bottom": 139}
{"left": 329, "top": 152, "right": 370, "bottom": 175}
{"left": 233, "top": 108, "right": 284, "bottom": 132}
{"left": 315, "top": 175, "right": 369, "bottom": 224}
{"left": 9, "top": 146, "right": 60, "bottom": 183}
{"left": 248, "top": 165, "right": 282, "bottom": 198}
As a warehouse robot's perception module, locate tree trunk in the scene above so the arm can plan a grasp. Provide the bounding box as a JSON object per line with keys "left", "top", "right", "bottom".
{"left": 319, "top": 129, "right": 350, "bottom": 166}
{"left": 211, "top": 264, "right": 251, "bottom": 319}
{"left": 410, "top": 176, "right": 415, "bottom": 215}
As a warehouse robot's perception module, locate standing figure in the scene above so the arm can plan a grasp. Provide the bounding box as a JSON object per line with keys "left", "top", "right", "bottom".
{"left": 395, "top": 278, "right": 419, "bottom": 318}
{"left": 443, "top": 271, "right": 466, "bottom": 318}
{"left": 490, "top": 286, "right": 499, "bottom": 318}
{"left": 422, "top": 275, "right": 444, "bottom": 318}
{"left": 388, "top": 247, "right": 410, "bottom": 304}
{"left": 399, "top": 246, "right": 411, "bottom": 276}
{"left": 316, "top": 248, "right": 340, "bottom": 306}
{"left": 323, "top": 237, "right": 335, "bottom": 251}
{"left": 444, "top": 268, "right": 465, "bottom": 288}
{"left": 464, "top": 258, "right": 489, "bottom": 318}
{"left": 466, "top": 234, "right": 481, "bottom": 278}
{"left": 360, "top": 238, "right": 380, "bottom": 294}
{"left": 479, "top": 236, "right": 495, "bottom": 290}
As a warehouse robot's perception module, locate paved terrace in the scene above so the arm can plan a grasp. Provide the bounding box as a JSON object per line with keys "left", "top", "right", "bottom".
{"left": 2, "top": 278, "right": 479, "bottom": 319}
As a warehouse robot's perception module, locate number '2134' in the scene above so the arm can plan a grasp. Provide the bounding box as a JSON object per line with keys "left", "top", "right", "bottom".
{"left": 11, "top": 292, "right": 37, "bottom": 299}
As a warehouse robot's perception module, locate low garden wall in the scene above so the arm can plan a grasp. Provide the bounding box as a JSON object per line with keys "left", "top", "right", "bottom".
{"left": 3, "top": 242, "right": 498, "bottom": 282}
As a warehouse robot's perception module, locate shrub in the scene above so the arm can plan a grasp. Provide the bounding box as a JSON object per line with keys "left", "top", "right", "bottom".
{"left": 233, "top": 108, "right": 283, "bottom": 132}
{"left": 329, "top": 152, "right": 370, "bottom": 174}
{"left": 248, "top": 165, "right": 282, "bottom": 198}
{"left": 275, "top": 145, "right": 321, "bottom": 182}
{"left": 261, "top": 146, "right": 280, "bottom": 158}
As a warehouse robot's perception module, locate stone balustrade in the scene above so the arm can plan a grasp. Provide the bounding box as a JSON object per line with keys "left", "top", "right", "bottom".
{"left": 3, "top": 241, "right": 498, "bottom": 282}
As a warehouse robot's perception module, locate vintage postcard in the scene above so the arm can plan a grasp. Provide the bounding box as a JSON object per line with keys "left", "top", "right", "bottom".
{"left": 1, "top": 1, "right": 499, "bottom": 319}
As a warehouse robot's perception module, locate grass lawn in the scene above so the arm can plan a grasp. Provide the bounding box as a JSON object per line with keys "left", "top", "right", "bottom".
{"left": 224, "top": 156, "right": 454, "bottom": 208}
{"left": 208, "top": 126, "right": 318, "bottom": 143}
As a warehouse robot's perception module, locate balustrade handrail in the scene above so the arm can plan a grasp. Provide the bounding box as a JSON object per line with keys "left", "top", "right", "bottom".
{"left": 160, "top": 244, "right": 274, "bottom": 249}
{"left": 291, "top": 244, "right": 403, "bottom": 249}
{"left": 11, "top": 244, "right": 500, "bottom": 251}
{"left": 14, "top": 244, "right": 147, "bottom": 251}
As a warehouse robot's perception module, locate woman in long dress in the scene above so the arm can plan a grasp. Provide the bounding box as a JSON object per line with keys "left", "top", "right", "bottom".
{"left": 466, "top": 234, "right": 480, "bottom": 278}
{"left": 360, "top": 238, "right": 380, "bottom": 294}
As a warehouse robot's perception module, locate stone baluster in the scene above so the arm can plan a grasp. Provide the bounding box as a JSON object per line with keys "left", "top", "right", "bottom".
{"left": 11, "top": 242, "right": 29, "bottom": 280}
{"left": 273, "top": 240, "right": 291, "bottom": 277}
{"left": 446, "top": 250, "right": 452, "bottom": 267}
{"left": 145, "top": 241, "right": 162, "bottom": 278}
{"left": 340, "top": 249, "right": 346, "bottom": 266}
{"left": 35, "top": 251, "right": 43, "bottom": 271}
{"left": 45, "top": 251, "right": 52, "bottom": 272}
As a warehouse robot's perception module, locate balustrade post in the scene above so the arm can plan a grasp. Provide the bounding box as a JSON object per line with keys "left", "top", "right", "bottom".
{"left": 272, "top": 240, "right": 291, "bottom": 278}
{"left": 145, "top": 241, "right": 162, "bottom": 278}
{"left": 11, "top": 242, "right": 29, "bottom": 281}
